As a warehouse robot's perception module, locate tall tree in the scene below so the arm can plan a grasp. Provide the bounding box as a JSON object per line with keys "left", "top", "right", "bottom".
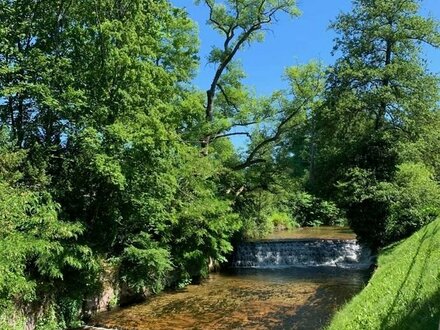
{"left": 329, "top": 0, "right": 439, "bottom": 132}
{"left": 196, "top": 0, "right": 300, "bottom": 158}
{"left": 316, "top": 0, "right": 440, "bottom": 247}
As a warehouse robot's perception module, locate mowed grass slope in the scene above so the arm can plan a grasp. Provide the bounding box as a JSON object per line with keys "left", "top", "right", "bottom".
{"left": 328, "top": 219, "right": 440, "bottom": 330}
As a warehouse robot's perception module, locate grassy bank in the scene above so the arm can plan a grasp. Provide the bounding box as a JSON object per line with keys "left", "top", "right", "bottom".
{"left": 328, "top": 218, "right": 440, "bottom": 330}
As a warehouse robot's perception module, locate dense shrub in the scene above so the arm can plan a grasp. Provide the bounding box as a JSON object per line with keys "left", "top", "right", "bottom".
{"left": 0, "top": 144, "right": 98, "bottom": 329}
{"left": 337, "top": 164, "right": 440, "bottom": 249}
{"left": 386, "top": 163, "right": 440, "bottom": 242}
{"left": 268, "top": 211, "right": 299, "bottom": 230}
{"left": 119, "top": 233, "right": 173, "bottom": 294}
{"left": 292, "top": 192, "right": 346, "bottom": 227}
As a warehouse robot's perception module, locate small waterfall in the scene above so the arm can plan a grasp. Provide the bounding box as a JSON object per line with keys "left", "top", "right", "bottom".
{"left": 232, "top": 239, "right": 373, "bottom": 270}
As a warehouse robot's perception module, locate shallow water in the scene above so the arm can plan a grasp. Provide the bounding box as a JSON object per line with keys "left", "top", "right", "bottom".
{"left": 264, "top": 226, "right": 356, "bottom": 241}
{"left": 92, "top": 267, "right": 370, "bottom": 330}
{"left": 92, "top": 228, "right": 368, "bottom": 329}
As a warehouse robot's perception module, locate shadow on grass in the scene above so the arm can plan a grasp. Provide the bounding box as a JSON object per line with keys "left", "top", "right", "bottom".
{"left": 381, "top": 221, "right": 440, "bottom": 330}
{"left": 389, "top": 287, "right": 440, "bottom": 330}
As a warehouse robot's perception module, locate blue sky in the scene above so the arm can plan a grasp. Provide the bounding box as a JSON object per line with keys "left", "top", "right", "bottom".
{"left": 172, "top": 0, "right": 440, "bottom": 95}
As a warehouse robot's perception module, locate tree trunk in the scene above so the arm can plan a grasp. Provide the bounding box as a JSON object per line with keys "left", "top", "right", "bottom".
{"left": 376, "top": 36, "right": 393, "bottom": 131}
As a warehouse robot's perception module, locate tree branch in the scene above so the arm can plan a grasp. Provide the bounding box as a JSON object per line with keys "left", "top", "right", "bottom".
{"left": 204, "top": 0, "right": 229, "bottom": 36}
{"left": 213, "top": 131, "right": 251, "bottom": 140}
{"left": 201, "top": 0, "right": 296, "bottom": 154}
{"left": 230, "top": 120, "right": 258, "bottom": 127}
{"left": 233, "top": 97, "right": 311, "bottom": 171}
{"left": 217, "top": 83, "right": 240, "bottom": 113}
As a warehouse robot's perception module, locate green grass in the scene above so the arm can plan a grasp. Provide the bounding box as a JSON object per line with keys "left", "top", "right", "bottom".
{"left": 328, "top": 218, "right": 440, "bottom": 330}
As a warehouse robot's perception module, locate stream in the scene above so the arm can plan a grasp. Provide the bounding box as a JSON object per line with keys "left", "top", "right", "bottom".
{"left": 90, "top": 227, "right": 373, "bottom": 330}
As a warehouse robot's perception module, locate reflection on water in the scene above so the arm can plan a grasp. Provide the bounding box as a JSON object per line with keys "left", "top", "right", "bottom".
{"left": 264, "top": 226, "right": 356, "bottom": 241}
{"left": 92, "top": 267, "right": 370, "bottom": 330}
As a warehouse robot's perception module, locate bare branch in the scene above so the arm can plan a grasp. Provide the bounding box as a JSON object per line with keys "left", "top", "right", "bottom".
{"left": 214, "top": 131, "right": 251, "bottom": 140}
{"left": 230, "top": 120, "right": 258, "bottom": 127}
{"left": 233, "top": 97, "right": 312, "bottom": 170}
{"left": 217, "top": 83, "right": 240, "bottom": 113}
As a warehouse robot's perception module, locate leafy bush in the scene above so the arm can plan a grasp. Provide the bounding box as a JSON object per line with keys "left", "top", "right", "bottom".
{"left": 292, "top": 192, "right": 346, "bottom": 227}
{"left": 171, "top": 194, "right": 240, "bottom": 281}
{"left": 268, "top": 211, "right": 299, "bottom": 230}
{"left": 386, "top": 163, "right": 440, "bottom": 242}
{"left": 336, "top": 167, "right": 389, "bottom": 248}
{"left": 0, "top": 143, "right": 98, "bottom": 329}
{"left": 237, "top": 187, "right": 345, "bottom": 239}
{"left": 337, "top": 164, "right": 440, "bottom": 249}
{"left": 119, "top": 233, "right": 173, "bottom": 294}
{"left": 0, "top": 185, "right": 96, "bottom": 328}
{"left": 236, "top": 190, "right": 276, "bottom": 239}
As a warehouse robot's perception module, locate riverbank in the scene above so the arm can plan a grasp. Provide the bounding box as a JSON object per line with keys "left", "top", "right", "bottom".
{"left": 328, "top": 218, "right": 440, "bottom": 329}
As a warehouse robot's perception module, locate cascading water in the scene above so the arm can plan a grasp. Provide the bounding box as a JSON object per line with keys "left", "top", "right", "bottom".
{"left": 232, "top": 239, "right": 373, "bottom": 270}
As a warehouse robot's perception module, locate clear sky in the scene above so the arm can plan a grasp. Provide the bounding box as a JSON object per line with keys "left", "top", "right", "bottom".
{"left": 172, "top": 0, "right": 440, "bottom": 95}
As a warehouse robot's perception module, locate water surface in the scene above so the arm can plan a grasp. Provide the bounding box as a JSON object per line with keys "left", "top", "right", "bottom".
{"left": 92, "top": 267, "right": 369, "bottom": 330}
{"left": 264, "top": 226, "right": 356, "bottom": 241}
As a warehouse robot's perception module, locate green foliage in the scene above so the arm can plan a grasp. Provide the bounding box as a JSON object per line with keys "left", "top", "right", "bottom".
{"left": 238, "top": 62, "right": 326, "bottom": 170}
{"left": 0, "top": 141, "right": 97, "bottom": 329}
{"left": 292, "top": 192, "right": 346, "bottom": 227}
{"left": 170, "top": 153, "right": 241, "bottom": 280}
{"left": 120, "top": 233, "right": 172, "bottom": 294}
{"left": 311, "top": 0, "right": 440, "bottom": 248}
{"left": 0, "top": 0, "right": 438, "bottom": 326}
{"left": 0, "top": 302, "right": 25, "bottom": 330}
{"left": 0, "top": 0, "right": 232, "bottom": 326}
{"left": 198, "top": 0, "right": 299, "bottom": 52}
{"left": 337, "top": 163, "right": 440, "bottom": 248}
{"left": 398, "top": 112, "right": 440, "bottom": 181}
{"left": 197, "top": 0, "right": 305, "bottom": 165}
{"left": 386, "top": 163, "right": 440, "bottom": 242}
{"left": 328, "top": 218, "right": 440, "bottom": 330}
{"left": 267, "top": 212, "right": 299, "bottom": 231}
{"left": 238, "top": 190, "right": 278, "bottom": 239}
{"left": 35, "top": 306, "right": 59, "bottom": 330}
{"left": 336, "top": 167, "right": 392, "bottom": 248}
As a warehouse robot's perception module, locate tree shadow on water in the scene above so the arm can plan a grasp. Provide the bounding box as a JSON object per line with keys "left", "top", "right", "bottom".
{"left": 265, "top": 285, "right": 357, "bottom": 330}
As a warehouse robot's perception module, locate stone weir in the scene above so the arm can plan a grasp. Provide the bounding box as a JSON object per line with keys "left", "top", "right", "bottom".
{"left": 231, "top": 239, "right": 373, "bottom": 270}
